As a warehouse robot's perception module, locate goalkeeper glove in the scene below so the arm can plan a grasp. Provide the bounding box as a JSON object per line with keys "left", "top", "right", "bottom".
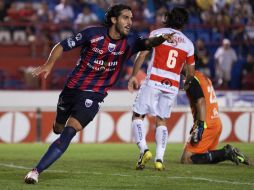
{"left": 190, "top": 120, "right": 205, "bottom": 145}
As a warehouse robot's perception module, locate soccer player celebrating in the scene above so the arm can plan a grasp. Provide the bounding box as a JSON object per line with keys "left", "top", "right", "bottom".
{"left": 180, "top": 70, "right": 250, "bottom": 165}
{"left": 128, "top": 7, "right": 195, "bottom": 170}
{"left": 24, "top": 4, "right": 175, "bottom": 184}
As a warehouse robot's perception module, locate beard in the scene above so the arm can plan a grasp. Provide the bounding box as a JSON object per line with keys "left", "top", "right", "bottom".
{"left": 115, "top": 23, "right": 128, "bottom": 37}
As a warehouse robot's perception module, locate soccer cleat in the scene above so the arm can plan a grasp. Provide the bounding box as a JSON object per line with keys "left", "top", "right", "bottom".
{"left": 24, "top": 169, "right": 39, "bottom": 184}
{"left": 136, "top": 149, "right": 152, "bottom": 170}
{"left": 234, "top": 148, "right": 251, "bottom": 165}
{"left": 224, "top": 144, "right": 239, "bottom": 165}
{"left": 154, "top": 159, "right": 165, "bottom": 171}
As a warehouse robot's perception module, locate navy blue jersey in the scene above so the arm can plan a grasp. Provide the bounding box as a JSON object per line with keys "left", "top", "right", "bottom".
{"left": 60, "top": 26, "right": 144, "bottom": 94}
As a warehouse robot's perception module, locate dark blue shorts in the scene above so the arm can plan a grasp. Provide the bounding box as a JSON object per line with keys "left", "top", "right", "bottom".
{"left": 56, "top": 86, "right": 106, "bottom": 128}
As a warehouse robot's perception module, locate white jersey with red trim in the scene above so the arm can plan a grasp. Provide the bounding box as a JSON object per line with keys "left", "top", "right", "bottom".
{"left": 144, "top": 28, "right": 195, "bottom": 94}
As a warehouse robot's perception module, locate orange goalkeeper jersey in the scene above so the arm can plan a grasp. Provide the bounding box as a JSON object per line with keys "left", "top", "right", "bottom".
{"left": 187, "top": 71, "right": 221, "bottom": 127}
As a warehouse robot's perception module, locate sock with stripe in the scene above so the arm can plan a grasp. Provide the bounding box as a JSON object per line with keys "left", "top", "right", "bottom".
{"left": 35, "top": 126, "right": 76, "bottom": 173}
{"left": 132, "top": 119, "right": 148, "bottom": 154}
{"left": 155, "top": 125, "right": 168, "bottom": 162}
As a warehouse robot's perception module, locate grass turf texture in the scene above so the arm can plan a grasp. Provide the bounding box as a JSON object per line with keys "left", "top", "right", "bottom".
{"left": 0, "top": 143, "right": 253, "bottom": 190}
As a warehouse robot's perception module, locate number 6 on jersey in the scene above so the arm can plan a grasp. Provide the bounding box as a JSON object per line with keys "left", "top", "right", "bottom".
{"left": 166, "top": 49, "right": 178, "bottom": 68}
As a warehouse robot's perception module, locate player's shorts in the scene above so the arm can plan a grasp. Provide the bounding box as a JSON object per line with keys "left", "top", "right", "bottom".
{"left": 56, "top": 86, "right": 105, "bottom": 128}
{"left": 133, "top": 84, "right": 177, "bottom": 118}
{"left": 185, "top": 121, "right": 222, "bottom": 154}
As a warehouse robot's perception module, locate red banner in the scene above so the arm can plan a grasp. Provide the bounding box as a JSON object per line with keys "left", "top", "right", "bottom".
{"left": 0, "top": 111, "right": 253, "bottom": 143}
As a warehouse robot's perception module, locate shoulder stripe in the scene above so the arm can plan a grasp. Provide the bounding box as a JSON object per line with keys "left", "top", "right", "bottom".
{"left": 194, "top": 76, "right": 200, "bottom": 83}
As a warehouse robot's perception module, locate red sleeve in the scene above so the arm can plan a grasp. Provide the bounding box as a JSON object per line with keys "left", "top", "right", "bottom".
{"left": 186, "top": 55, "right": 195, "bottom": 65}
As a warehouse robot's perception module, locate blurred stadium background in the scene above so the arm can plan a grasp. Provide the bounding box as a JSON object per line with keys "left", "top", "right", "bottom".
{"left": 0, "top": 0, "right": 253, "bottom": 144}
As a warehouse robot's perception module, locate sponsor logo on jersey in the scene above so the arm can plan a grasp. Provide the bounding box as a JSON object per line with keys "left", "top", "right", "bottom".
{"left": 67, "top": 38, "right": 76, "bottom": 48}
{"left": 153, "top": 82, "right": 177, "bottom": 92}
{"left": 91, "top": 36, "right": 104, "bottom": 43}
{"left": 92, "top": 47, "right": 104, "bottom": 54}
{"left": 75, "top": 33, "right": 82, "bottom": 41}
{"left": 94, "top": 59, "right": 118, "bottom": 67}
{"left": 107, "top": 61, "right": 118, "bottom": 66}
{"left": 87, "top": 60, "right": 118, "bottom": 72}
{"left": 94, "top": 59, "right": 105, "bottom": 65}
{"left": 171, "top": 36, "right": 186, "bottom": 46}
{"left": 211, "top": 107, "right": 219, "bottom": 119}
{"left": 85, "top": 99, "right": 93, "bottom": 108}
{"left": 87, "top": 63, "right": 105, "bottom": 71}
{"left": 111, "top": 51, "right": 124, "bottom": 55}
{"left": 108, "top": 43, "right": 116, "bottom": 52}
{"left": 160, "top": 78, "right": 172, "bottom": 86}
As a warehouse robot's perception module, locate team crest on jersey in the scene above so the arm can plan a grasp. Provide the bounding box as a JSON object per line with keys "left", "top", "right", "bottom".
{"left": 85, "top": 99, "right": 93, "bottom": 108}
{"left": 108, "top": 43, "right": 116, "bottom": 52}
{"left": 75, "top": 33, "right": 82, "bottom": 41}
{"left": 67, "top": 38, "right": 75, "bottom": 48}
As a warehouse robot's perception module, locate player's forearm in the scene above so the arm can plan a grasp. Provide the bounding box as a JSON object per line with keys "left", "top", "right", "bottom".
{"left": 131, "top": 51, "right": 148, "bottom": 77}
{"left": 196, "top": 97, "right": 206, "bottom": 121}
{"left": 45, "top": 43, "right": 63, "bottom": 67}
{"left": 185, "top": 64, "right": 195, "bottom": 86}
{"left": 144, "top": 35, "right": 165, "bottom": 50}
{"left": 138, "top": 33, "right": 175, "bottom": 51}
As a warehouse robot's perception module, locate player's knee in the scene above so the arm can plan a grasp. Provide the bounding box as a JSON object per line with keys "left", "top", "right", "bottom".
{"left": 132, "top": 112, "right": 145, "bottom": 120}
{"left": 53, "top": 122, "right": 65, "bottom": 134}
{"left": 66, "top": 117, "right": 83, "bottom": 132}
{"left": 155, "top": 116, "right": 167, "bottom": 126}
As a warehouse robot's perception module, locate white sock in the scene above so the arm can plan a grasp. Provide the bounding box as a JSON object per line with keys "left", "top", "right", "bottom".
{"left": 155, "top": 125, "right": 168, "bottom": 162}
{"left": 132, "top": 119, "right": 148, "bottom": 153}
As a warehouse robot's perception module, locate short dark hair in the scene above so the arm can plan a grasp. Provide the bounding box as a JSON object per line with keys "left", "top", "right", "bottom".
{"left": 104, "top": 4, "right": 131, "bottom": 27}
{"left": 163, "top": 7, "right": 189, "bottom": 29}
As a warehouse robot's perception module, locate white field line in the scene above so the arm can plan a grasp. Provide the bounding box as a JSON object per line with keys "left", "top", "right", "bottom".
{"left": 0, "top": 163, "right": 253, "bottom": 186}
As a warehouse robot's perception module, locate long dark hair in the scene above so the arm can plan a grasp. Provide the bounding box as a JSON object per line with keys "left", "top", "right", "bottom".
{"left": 163, "top": 7, "right": 189, "bottom": 29}
{"left": 104, "top": 4, "right": 132, "bottom": 27}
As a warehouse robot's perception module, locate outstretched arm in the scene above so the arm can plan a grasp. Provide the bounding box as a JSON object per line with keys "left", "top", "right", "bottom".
{"left": 128, "top": 50, "right": 149, "bottom": 92}
{"left": 138, "top": 33, "right": 175, "bottom": 51}
{"left": 32, "top": 43, "right": 63, "bottom": 79}
{"left": 145, "top": 33, "right": 175, "bottom": 49}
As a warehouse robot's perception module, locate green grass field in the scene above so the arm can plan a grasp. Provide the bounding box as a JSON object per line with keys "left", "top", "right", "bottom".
{"left": 0, "top": 143, "right": 253, "bottom": 190}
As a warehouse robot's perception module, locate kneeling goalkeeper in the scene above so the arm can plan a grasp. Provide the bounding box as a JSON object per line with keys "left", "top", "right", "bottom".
{"left": 181, "top": 70, "right": 250, "bottom": 165}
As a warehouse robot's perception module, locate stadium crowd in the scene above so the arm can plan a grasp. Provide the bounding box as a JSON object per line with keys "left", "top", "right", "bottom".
{"left": 0, "top": 0, "right": 254, "bottom": 90}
